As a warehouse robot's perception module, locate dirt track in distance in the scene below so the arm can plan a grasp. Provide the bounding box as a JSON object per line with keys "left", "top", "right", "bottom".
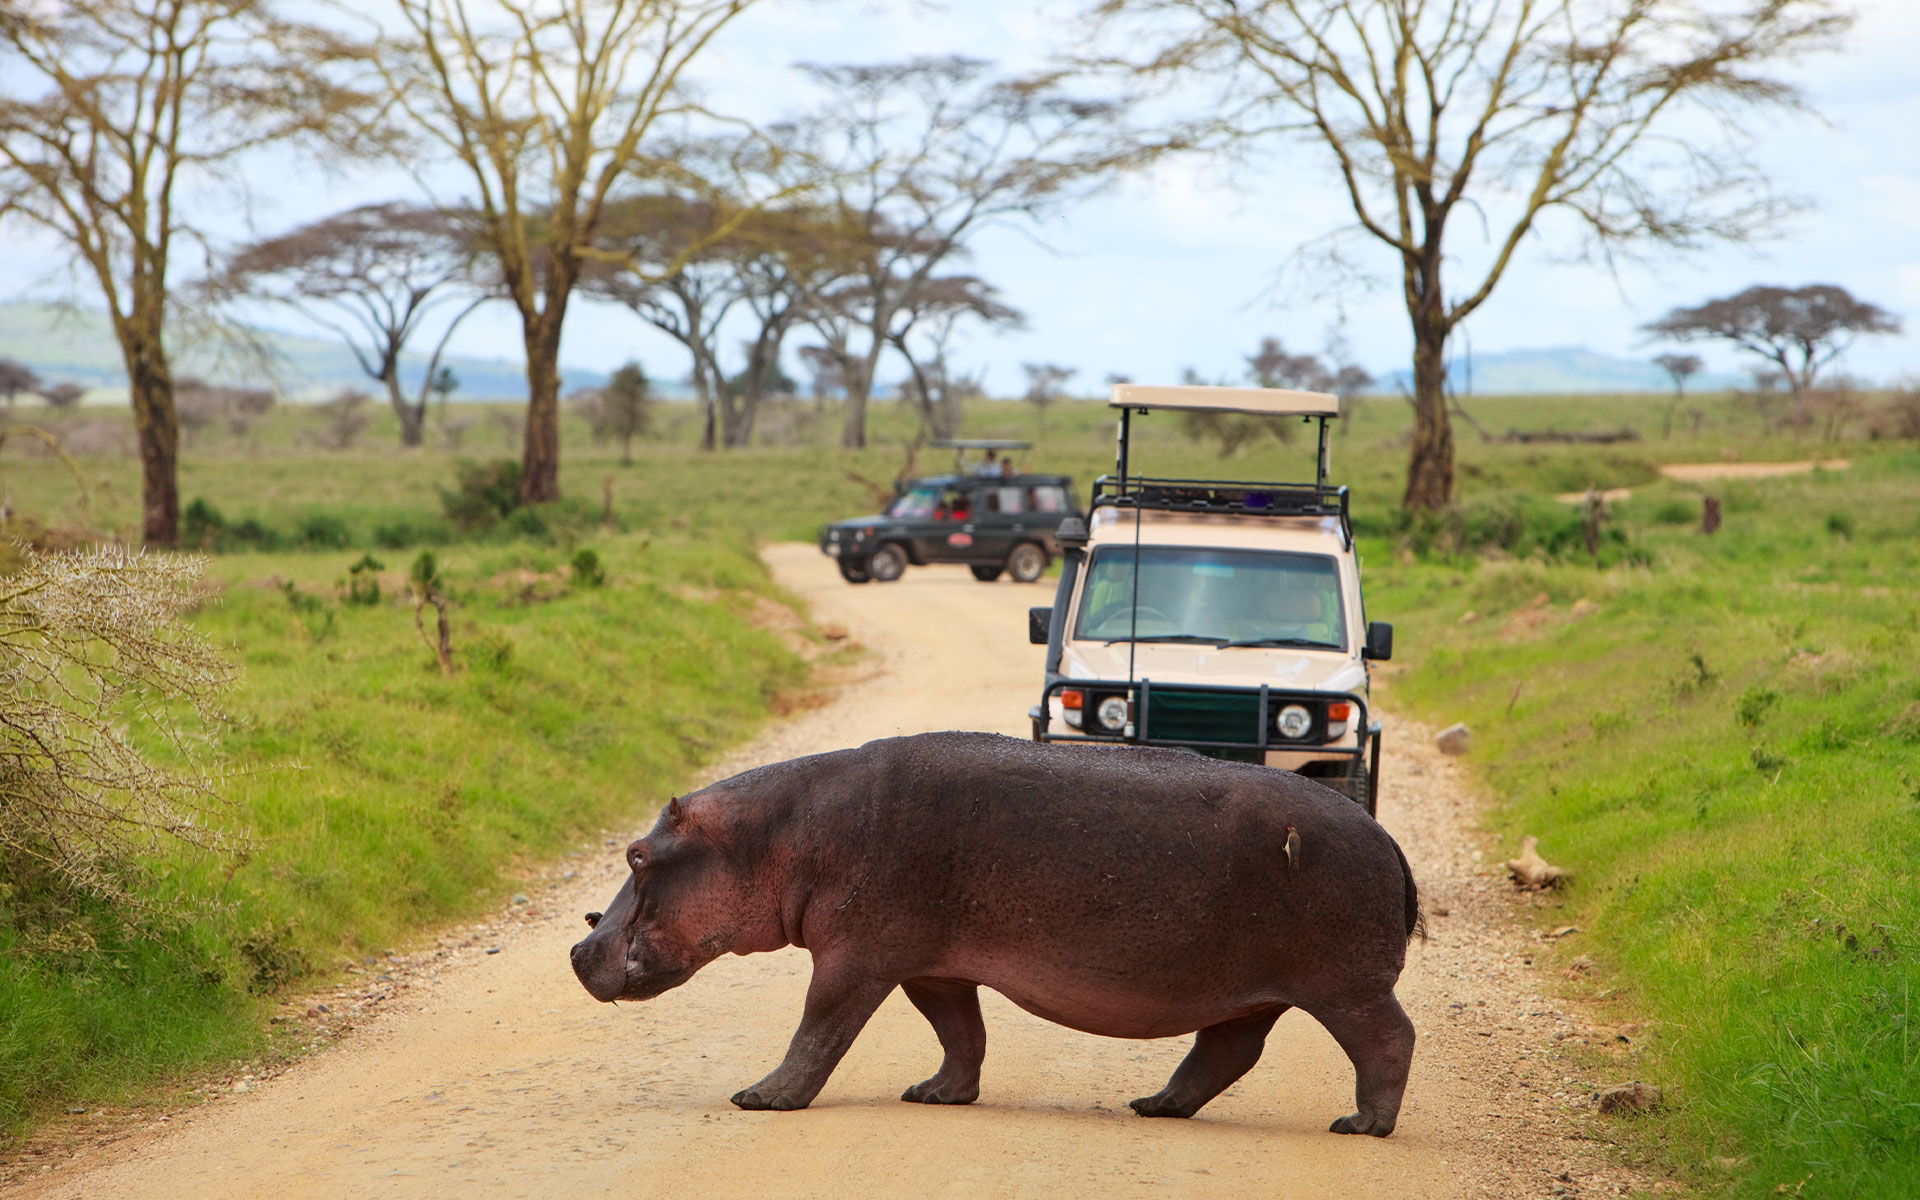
{"left": 12, "top": 544, "right": 1654, "bottom": 1200}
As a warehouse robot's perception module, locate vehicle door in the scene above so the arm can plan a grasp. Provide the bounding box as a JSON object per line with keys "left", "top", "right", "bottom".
{"left": 915, "top": 483, "right": 976, "bottom": 563}
{"left": 967, "top": 482, "right": 1026, "bottom": 563}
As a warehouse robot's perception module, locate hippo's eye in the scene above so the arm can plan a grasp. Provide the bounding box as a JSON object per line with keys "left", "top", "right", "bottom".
{"left": 584, "top": 911, "right": 602, "bottom": 928}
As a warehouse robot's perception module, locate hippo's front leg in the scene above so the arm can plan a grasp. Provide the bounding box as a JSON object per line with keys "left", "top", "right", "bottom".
{"left": 731, "top": 956, "right": 895, "bottom": 1111}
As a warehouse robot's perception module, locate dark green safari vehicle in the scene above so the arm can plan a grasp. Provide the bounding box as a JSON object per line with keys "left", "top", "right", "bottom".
{"left": 818, "top": 441, "right": 1081, "bottom": 585}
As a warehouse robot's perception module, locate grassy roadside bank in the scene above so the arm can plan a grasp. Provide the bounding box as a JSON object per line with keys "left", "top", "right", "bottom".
{"left": 6, "top": 391, "right": 1918, "bottom": 1188}
{"left": 0, "top": 530, "right": 811, "bottom": 1136}
{"left": 1368, "top": 454, "right": 1920, "bottom": 1197}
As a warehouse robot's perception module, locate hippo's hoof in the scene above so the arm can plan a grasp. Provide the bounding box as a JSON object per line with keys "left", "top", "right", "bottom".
{"left": 730, "top": 1088, "right": 805, "bottom": 1111}
{"left": 1129, "top": 1094, "right": 1198, "bottom": 1119}
{"left": 901, "top": 1078, "right": 979, "bottom": 1105}
{"left": 1329, "top": 1112, "right": 1394, "bottom": 1137}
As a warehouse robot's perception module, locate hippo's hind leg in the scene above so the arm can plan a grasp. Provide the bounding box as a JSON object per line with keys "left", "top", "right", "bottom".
{"left": 899, "top": 978, "right": 985, "bottom": 1105}
{"left": 1130, "top": 1007, "right": 1286, "bottom": 1119}
{"left": 731, "top": 957, "right": 894, "bottom": 1112}
{"left": 1313, "top": 992, "right": 1416, "bottom": 1137}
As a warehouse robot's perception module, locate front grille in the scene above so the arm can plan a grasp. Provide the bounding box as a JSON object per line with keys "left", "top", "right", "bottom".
{"left": 1143, "top": 688, "right": 1264, "bottom": 745}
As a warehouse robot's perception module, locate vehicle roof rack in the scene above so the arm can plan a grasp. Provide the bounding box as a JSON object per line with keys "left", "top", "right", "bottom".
{"left": 1107, "top": 383, "right": 1342, "bottom": 488}
{"left": 1109, "top": 384, "right": 1337, "bottom": 418}
{"left": 930, "top": 438, "right": 1033, "bottom": 450}
{"left": 1089, "top": 475, "right": 1351, "bottom": 543}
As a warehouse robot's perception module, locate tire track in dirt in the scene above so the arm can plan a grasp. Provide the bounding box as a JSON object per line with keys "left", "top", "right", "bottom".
{"left": 11, "top": 544, "right": 1654, "bottom": 1200}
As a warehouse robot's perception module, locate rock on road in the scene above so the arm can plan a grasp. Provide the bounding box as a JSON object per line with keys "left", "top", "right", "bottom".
{"left": 17, "top": 544, "right": 1632, "bottom": 1200}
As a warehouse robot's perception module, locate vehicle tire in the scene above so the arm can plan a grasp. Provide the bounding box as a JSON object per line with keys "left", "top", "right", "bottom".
{"left": 1349, "top": 763, "right": 1374, "bottom": 817}
{"left": 838, "top": 558, "right": 872, "bottom": 584}
{"left": 970, "top": 564, "right": 1004, "bottom": 582}
{"left": 869, "top": 543, "right": 908, "bottom": 583}
{"left": 1006, "top": 542, "right": 1048, "bottom": 583}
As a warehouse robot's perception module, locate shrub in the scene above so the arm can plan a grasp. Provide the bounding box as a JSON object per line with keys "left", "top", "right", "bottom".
{"left": 183, "top": 497, "right": 226, "bottom": 547}
{"left": 1652, "top": 498, "right": 1696, "bottom": 525}
{"left": 571, "top": 548, "right": 606, "bottom": 588}
{"left": 346, "top": 554, "right": 384, "bottom": 606}
{"left": 0, "top": 547, "right": 240, "bottom": 926}
{"left": 468, "top": 632, "right": 515, "bottom": 673}
{"left": 1736, "top": 685, "right": 1780, "bottom": 728}
{"left": 439, "top": 460, "right": 522, "bottom": 531}
{"left": 299, "top": 513, "right": 352, "bottom": 549}
{"left": 504, "top": 506, "right": 548, "bottom": 539}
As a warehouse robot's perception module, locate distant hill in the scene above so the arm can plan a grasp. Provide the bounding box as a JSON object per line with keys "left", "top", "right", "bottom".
{"left": 0, "top": 301, "right": 609, "bottom": 401}
{"left": 1381, "top": 345, "right": 1743, "bottom": 395}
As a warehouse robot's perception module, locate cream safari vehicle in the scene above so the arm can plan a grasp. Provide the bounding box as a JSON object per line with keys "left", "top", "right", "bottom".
{"left": 1026, "top": 384, "right": 1394, "bottom": 813}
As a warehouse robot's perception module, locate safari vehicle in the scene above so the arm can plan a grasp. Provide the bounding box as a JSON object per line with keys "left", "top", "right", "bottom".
{"left": 1026, "top": 385, "right": 1394, "bottom": 813}
{"left": 819, "top": 440, "right": 1081, "bottom": 585}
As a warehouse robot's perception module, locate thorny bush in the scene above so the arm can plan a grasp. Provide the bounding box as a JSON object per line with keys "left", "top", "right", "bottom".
{"left": 0, "top": 547, "right": 242, "bottom": 945}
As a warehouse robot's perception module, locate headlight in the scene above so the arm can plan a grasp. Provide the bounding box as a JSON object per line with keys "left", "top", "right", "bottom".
{"left": 1096, "top": 695, "right": 1130, "bottom": 732}
{"left": 1275, "top": 704, "right": 1312, "bottom": 740}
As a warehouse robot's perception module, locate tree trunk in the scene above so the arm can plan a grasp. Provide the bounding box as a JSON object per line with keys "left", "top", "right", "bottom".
{"left": 520, "top": 316, "right": 563, "bottom": 504}
{"left": 840, "top": 378, "right": 869, "bottom": 448}
{"left": 1402, "top": 321, "right": 1454, "bottom": 512}
{"left": 384, "top": 366, "right": 426, "bottom": 447}
{"left": 122, "top": 320, "right": 180, "bottom": 547}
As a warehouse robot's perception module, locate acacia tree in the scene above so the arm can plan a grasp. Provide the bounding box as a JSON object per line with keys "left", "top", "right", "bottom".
{"left": 381, "top": 0, "right": 759, "bottom": 503}
{"left": 0, "top": 0, "right": 371, "bottom": 545}
{"left": 591, "top": 188, "right": 855, "bottom": 448}
{"left": 588, "top": 191, "right": 746, "bottom": 448}
{"left": 224, "top": 203, "right": 487, "bottom": 447}
{"left": 791, "top": 56, "right": 1137, "bottom": 448}
{"left": 1652, "top": 350, "right": 1703, "bottom": 438}
{"left": 574, "top": 360, "right": 652, "bottom": 462}
{"left": 1644, "top": 284, "right": 1898, "bottom": 401}
{"left": 0, "top": 357, "right": 40, "bottom": 411}
{"left": 1090, "top": 0, "right": 1851, "bottom": 510}
{"left": 887, "top": 274, "right": 1023, "bottom": 438}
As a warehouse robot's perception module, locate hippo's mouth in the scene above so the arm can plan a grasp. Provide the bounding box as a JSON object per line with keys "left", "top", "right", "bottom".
{"left": 612, "top": 962, "right": 699, "bottom": 1002}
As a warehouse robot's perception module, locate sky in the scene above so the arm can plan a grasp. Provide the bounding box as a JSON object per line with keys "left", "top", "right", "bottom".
{"left": 5, "top": 0, "right": 1918, "bottom": 395}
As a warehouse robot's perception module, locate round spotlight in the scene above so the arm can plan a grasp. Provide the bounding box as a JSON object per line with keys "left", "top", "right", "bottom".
{"left": 1096, "top": 695, "right": 1130, "bottom": 732}
{"left": 1276, "top": 704, "right": 1312, "bottom": 740}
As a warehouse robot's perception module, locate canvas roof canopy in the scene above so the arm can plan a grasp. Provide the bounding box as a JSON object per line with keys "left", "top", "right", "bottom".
{"left": 1109, "top": 384, "right": 1338, "bottom": 418}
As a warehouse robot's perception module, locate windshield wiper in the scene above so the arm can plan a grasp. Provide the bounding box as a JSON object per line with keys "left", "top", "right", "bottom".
{"left": 1220, "top": 637, "right": 1341, "bottom": 650}
{"left": 1101, "top": 633, "right": 1228, "bottom": 646}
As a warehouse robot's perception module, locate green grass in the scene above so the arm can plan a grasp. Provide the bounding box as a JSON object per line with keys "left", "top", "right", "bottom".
{"left": 1370, "top": 453, "right": 1920, "bottom": 1197}
{"left": 5, "top": 385, "right": 1920, "bottom": 1194}
{"left": 0, "top": 528, "right": 809, "bottom": 1135}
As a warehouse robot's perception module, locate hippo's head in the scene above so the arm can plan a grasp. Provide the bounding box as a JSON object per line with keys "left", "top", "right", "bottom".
{"left": 569, "top": 793, "right": 779, "bottom": 1003}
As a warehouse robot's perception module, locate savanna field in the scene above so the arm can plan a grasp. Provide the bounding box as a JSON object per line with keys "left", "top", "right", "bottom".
{"left": 3, "top": 390, "right": 1918, "bottom": 1197}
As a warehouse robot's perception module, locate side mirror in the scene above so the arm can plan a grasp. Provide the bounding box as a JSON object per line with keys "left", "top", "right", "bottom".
{"left": 1028, "top": 606, "right": 1053, "bottom": 645}
{"left": 1364, "top": 621, "right": 1394, "bottom": 661}
{"left": 1054, "top": 515, "right": 1088, "bottom": 551}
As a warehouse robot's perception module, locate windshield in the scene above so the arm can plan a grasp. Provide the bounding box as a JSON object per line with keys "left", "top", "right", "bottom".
{"left": 1074, "top": 546, "right": 1347, "bottom": 649}
{"left": 886, "top": 488, "right": 939, "bottom": 518}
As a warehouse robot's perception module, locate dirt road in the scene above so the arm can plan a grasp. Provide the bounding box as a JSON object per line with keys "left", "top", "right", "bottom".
{"left": 17, "top": 545, "right": 1645, "bottom": 1199}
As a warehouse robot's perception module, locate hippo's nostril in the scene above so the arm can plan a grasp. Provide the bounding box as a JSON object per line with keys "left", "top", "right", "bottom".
{"left": 584, "top": 911, "right": 603, "bottom": 928}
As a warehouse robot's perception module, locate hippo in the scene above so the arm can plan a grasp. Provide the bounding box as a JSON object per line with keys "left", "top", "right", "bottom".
{"left": 570, "top": 731, "right": 1422, "bottom": 1136}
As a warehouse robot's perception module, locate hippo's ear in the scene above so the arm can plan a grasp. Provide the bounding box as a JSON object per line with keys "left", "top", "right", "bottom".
{"left": 665, "top": 796, "right": 686, "bottom": 828}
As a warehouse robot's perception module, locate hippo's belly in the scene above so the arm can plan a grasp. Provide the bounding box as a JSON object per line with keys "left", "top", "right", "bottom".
{"left": 917, "top": 944, "right": 1297, "bottom": 1040}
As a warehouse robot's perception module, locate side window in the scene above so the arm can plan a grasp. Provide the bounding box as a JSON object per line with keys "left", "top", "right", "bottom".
{"left": 1029, "top": 486, "right": 1067, "bottom": 513}
{"left": 994, "top": 487, "right": 1024, "bottom": 515}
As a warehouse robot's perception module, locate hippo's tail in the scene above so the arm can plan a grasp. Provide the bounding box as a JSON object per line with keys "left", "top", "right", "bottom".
{"left": 1391, "top": 836, "right": 1427, "bottom": 944}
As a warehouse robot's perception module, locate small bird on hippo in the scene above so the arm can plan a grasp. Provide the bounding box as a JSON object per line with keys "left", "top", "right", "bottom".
{"left": 569, "top": 730, "right": 1423, "bottom": 1136}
